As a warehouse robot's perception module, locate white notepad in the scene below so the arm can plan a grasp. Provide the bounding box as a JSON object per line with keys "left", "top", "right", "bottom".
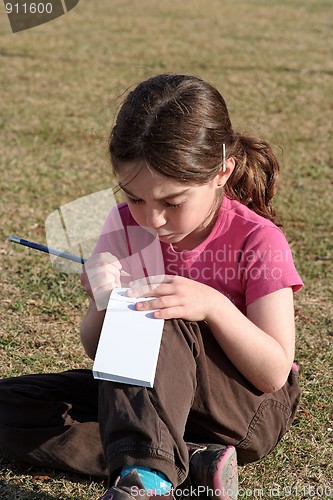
{"left": 92, "top": 288, "right": 164, "bottom": 387}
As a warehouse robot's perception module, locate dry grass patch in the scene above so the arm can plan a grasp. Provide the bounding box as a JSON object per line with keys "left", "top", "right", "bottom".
{"left": 0, "top": 0, "right": 332, "bottom": 497}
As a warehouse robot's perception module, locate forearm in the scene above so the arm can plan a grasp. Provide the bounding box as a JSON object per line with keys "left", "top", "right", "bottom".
{"left": 80, "top": 299, "right": 106, "bottom": 360}
{"left": 206, "top": 290, "right": 294, "bottom": 393}
{"left": 80, "top": 252, "right": 122, "bottom": 359}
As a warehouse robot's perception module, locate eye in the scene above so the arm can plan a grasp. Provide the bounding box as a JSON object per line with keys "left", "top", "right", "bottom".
{"left": 127, "top": 196, "right": 143, "bottom": 205}
{"left": 164, "top": 201, "right": 183, "bottom": 209}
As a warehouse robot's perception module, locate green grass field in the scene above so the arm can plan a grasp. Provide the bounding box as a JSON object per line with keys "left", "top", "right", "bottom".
{"left": 0, "top": 0, "right": 332, "bottom": 498}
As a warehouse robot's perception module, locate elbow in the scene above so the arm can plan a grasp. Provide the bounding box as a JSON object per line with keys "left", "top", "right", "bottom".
{"left": 258, "top": 373, "right": 290, "bottom": 394}
{"left": 260, "top": 383, "right": 283, "bottom": 394}
{"left": 256, "top": 354, "right": 294, "bottom": 393}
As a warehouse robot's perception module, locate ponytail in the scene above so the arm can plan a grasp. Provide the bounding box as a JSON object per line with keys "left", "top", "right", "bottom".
{"left": 226, "top": 133, "right": 280, "bottom": 224}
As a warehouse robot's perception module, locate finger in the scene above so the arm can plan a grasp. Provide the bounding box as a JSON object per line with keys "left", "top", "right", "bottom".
{"left": 153, "top": 306, "right": 183, "bottom": 320}
{"left": 85, "top": 252, "right": 122, "bottom": 270}
{"left": 128, "top": 276, "right": 174, "bottom": 297}
{"left": 129, "top": 275, "right": 172, "bottom": 288}
{"left": 127, "top": 283, "right": 165, "bottom": 298}
{"left": 87, "top": 276, "right": 119, "bottom": 298}
{"left": 127, "top": 284, "right": 156, "bottom": 298}
{"left": 140, "top": 282, "right": 176, "bottom": 298}
{"left": 87, "top": 267, "right": 120, "bottom": 284}
{"left": 92, "top": 275, "right": 118, "bottom": 293}
{"left": 135, "top": 293, "right": 178, "bottom": 311}
{"left": 88, "top": 271, "right": 121, "bottom": 298}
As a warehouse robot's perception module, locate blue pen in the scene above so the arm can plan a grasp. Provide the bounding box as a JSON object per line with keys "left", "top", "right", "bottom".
{"left": 8, "top": 236, "right": 131, "bottom": 276}
{"left": 8, "top": 235, "right": 86, "bottom": 264}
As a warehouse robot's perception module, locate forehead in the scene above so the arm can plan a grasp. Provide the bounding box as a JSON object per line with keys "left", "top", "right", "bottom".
{"left": 117, "top": 163, "right": 188, "bottom": 193}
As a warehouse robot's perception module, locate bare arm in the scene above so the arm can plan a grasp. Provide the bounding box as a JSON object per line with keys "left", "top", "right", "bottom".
{"left": 206, "top": 287, "right": 295, "bottom": 393}
{"left": 79, "top": 252, "right": 123, "bottom": 360}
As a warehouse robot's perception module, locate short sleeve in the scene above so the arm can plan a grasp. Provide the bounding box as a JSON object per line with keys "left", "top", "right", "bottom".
{"left": 240, "top": 226, "right": 303, "bottom": 306}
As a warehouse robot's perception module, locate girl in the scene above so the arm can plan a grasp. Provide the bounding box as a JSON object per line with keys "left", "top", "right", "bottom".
{"left": 80, "top": 73, "right": 302, "bottom": 499}
{"left": 0, "top": 74, "right": 302, "bottom": 500}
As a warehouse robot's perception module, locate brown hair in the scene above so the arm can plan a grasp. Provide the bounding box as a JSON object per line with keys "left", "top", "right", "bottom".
{"left": 109, "top": 74, "right": 280, "bottom": 223}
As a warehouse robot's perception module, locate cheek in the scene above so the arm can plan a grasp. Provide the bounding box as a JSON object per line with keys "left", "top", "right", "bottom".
{"left": 172, "top": 210, "right": 195, "bottom": 229}
{"left": 127, "top": 205, "right": 145, "bottom": 225}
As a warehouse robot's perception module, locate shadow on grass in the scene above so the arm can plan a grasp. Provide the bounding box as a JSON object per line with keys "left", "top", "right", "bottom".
{"left": 0, "top": 481, "right": 58, "bottom": 499}
{"left": 0, "top": 452, "right": 106, "bottom": 499}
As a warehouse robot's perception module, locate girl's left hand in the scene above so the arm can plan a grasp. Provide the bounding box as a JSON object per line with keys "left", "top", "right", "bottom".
{"left": 127, "top": 275, "right": 218, "bottom": 321}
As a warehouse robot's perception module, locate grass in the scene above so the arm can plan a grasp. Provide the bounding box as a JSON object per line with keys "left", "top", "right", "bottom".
{"left": 0, "top": 0, "right": 332, "bottom": 497}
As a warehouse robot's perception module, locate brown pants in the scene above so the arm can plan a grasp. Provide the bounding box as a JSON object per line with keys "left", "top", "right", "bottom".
{"left": 0, "top": 319, "right": 300, "bottom": 486}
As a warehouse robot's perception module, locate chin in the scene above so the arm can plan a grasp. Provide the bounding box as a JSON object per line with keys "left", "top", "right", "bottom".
{"left": 158, "top": 234, "right": 175, "bottom": 241}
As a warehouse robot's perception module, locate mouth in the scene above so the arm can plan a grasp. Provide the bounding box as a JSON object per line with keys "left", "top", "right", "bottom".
{"left": 157, "top": 233, "right": 176, "bottom": 240}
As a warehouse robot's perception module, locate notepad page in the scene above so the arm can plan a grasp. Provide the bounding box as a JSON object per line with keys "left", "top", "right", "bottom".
{"left": 92, "top": 288, "right": 164, "bottom": 387}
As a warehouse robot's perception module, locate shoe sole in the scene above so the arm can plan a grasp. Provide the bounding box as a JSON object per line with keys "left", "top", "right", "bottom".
{"left": 212, "top": 446, "right": 238, "bottom": 500}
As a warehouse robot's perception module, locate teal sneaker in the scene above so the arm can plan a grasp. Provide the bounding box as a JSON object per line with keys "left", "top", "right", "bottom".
{"left": 98, "top": 470, "right": 173, "bottom": 500}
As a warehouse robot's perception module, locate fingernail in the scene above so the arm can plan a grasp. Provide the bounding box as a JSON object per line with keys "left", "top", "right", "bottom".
{"left": 120, "top": 270, "right": 131, "bottom": 277}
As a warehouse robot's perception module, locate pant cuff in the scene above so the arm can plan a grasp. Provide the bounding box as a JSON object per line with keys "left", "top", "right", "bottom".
{"left": 106, "top": 444, "right": 187, "bottom": 487}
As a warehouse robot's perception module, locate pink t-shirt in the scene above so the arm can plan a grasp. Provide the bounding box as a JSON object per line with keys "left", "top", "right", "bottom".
{"left": 93, "top": 195, "right": 303, "bottom": 314}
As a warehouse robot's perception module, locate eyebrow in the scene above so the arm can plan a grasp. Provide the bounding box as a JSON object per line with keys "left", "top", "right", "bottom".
{"left": 119, "top": 184, "right": 191, "bottom": 201}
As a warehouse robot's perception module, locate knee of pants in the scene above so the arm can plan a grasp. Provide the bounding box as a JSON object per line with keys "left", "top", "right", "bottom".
{"left": 236, "top": 368, "right": 301, "bottom": 465}
{"left": 236, "top": 397, "right": 295, "bottom": 465}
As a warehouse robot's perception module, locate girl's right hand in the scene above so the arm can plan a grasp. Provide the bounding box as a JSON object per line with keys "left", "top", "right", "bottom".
{"left": 81, "top": 252, "right": 123, "bottom": 310}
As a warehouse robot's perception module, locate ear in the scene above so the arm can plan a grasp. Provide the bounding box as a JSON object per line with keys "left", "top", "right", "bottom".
{"left": 215, "top": 157, "right": 235, "bottom": 188}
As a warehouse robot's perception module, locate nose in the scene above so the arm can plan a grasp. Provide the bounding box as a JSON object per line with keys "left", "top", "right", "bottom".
{"left": 146, "top": 207, "right": 166, "bottom": 229}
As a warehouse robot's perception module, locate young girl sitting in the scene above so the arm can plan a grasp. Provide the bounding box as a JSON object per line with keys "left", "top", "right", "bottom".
{"left": 0, "top": 74, "right": 302, "bottom": 500}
